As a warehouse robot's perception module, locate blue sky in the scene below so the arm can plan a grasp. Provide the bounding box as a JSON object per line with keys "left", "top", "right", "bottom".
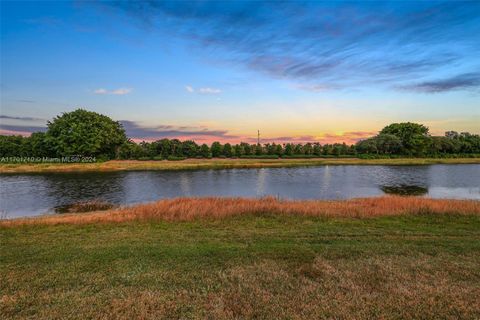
{"left": 1, "top": 1, "right": 479, "bottom": 143}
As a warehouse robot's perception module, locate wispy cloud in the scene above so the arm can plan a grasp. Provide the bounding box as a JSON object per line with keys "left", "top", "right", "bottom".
{"left": 252, "top": 131, "right": 375, "bottom": 145}
{"left": 198, "top": 87, "right": 221, "bottom": 94}
{"left": 93, "top": 88, "right": 132, "bottom": 95}
{"left": 399, "top": 72, "right": 480, "bottom": 93}
{"left": 121, "top": 120, "right": 237, "bottom": 143}
{"left": 0, "top": 115, "right": 44, "bottom": 121}
{"left": 0, "top": 124, "right": 46, "bottom": 135}
{"left": 102, "top": 1, "right": 480, "bottom": 90}
{"left": 185, "top": 85, "right": 221, "bottom": 95}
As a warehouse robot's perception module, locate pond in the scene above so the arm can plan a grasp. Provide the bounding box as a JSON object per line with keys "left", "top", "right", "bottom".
{"left": 1, "top": 164, "right": 479, "bottom": 218}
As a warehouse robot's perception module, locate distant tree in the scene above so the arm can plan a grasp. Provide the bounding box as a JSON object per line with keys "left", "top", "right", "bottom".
{"left": 28, "top": 132, "right": 53, "bottom": 157}
{"left": 118, "top": 140, "right": 144, "bottom": 159}
{"left": 374, "top": 134, "right": 403, "bottom": 154}
{"left": 266, "top": 143, "right": 277, "bottom": 155}
{"left": 293, "top": 144, "right": 303, "bottom": 155}
{"left": 255, "top": 144, "right": 263, "bottom": 155}
{"left": 199, "top": 144, "right": 211, "bottom": 158}
{"left": 303, "top": 143, "right": 313, "bottom": 155}
{"left": 170, "top": 139, "right": 183, "bottom": 157}
{"left": 234, "top": 144, "right": 244, "bottom": 157}
{"left": 355, "top": 138, "right": 378, "bottom": 154}
{"left": 284, "top": 143, "right": 293, "bottom": 155}
{"left": 313, "top": 143, "right": 322, "bottom": 156}
{"left": 182, "top": 140, "right": 199, "bottom": 158}
{"left": 241, "top": 142, "right": 252, "bottom": 155}
{"left": 275, "top": 144, "right": 284, "bottom": 156}
{"left": 0, "top": 135, "right": 26, "bottom": 157}
{"left": 223, "top": 143, "right": 233, "bottom": 157}
{"left": 211, "top": 141, "right": 223, "bottom": 157}
{"left": 45, "top": 109, "right": 127, "bottom": 159}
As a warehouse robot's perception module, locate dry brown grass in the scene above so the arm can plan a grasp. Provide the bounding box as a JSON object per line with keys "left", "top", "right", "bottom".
{"left": 3, "top": 196, "right": 480, "bottom": 227}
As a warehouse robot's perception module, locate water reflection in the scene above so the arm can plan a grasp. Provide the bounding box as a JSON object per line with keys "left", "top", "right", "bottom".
{"left": 1, "top": 164, "right": 479, "bottom": 218}
{"left": 381, "top": 185, "right": 429, "bottom": 196}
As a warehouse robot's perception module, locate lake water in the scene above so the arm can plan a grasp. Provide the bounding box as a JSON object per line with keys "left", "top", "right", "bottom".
{"left": 1, "top": 164, "right": 479, "bottom": 218}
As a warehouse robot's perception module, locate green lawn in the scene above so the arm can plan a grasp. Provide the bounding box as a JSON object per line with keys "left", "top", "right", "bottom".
{"left": 2, "top": 214, "right": 480, "bottom": 319}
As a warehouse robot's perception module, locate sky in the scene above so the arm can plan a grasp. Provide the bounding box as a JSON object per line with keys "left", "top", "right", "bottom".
{"left": 1, "top": 0, "right": 479, "bottom": 144}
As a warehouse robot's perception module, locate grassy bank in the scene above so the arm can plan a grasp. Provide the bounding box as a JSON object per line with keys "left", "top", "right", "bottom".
{"left": 1, "top": 157, "right": 480, "bottom": 173}
{"left": 1, "top": 197, "right": 480, "bottom": 319}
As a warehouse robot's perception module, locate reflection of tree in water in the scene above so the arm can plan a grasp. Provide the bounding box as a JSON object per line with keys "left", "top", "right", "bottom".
{"left": 42, "top": 172, "right": 127, "bottom": 210}
{"left": 381, "top": 185, "right": 428, "bottom": 196}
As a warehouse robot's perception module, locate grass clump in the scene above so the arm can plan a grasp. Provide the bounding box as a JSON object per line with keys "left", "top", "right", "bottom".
{"left": 54, "top": 199, "right": 116, "bottom": 214}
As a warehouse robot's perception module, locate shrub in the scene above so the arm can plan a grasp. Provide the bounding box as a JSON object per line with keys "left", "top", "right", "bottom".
{"left": 167, "top": 156, "right": 186, "bottom": 161}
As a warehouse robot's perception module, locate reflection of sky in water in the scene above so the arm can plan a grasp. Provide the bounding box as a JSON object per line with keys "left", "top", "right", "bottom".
{"left": 1, "top": 164, "right": 479, "bottom": 218}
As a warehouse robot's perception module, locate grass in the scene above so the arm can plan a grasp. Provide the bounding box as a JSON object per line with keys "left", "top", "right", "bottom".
{"left": 3, "top": 196, "right": 480, "bottom": 226}
{"left": 1, "top": 197, "right": 480, "bottom": 319}
{"left": 1, "top": 157, "right": 480, "bottom": 173}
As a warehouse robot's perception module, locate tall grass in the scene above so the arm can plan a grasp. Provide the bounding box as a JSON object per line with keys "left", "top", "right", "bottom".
{"left": 3, "top": 196, "right": 479, "bottom": 226}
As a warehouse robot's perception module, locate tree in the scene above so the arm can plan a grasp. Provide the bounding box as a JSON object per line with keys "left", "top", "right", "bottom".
{"left": 374, "top": 134, "right": 403, "bottom": 154}
{"left": 355, "top": 138, "right": 378, "bottom": 154}
{"left": 45, "top": 109, "right": 127, "bottom": 159}
{"left": 223, "top": 143, "right": 233, "bottom": 157}
{"left": 303, "top": 143, "right": 313, "bottom": 155}
{"left": 200, "top": 144, "right": 211, "bottom": 158}
{"left": 211, "top": 142, "right": 223, "bottom": 157}
{"left": 0, "top": 135, "right": 26, "bottom": 157}
{"left": 182, "top": 140, "right": 199, "bottom": 158}
{"left": 284, "top": 143, "right": 293, "bottom": 155}
{"left": 275, "top": 144, "right": 284, "bottom": 156}
{"left": 380, "top": 122, "right": 429, "bottom": 155}
{"left": 241, "top": 142, "right": 252, "bottom": 155}
{"left": 255, "top": 144, "right": 263, "bottom": 155}
{"left": 118, "top": 140, "right": 145, "bottom": 159}
{"left": 234, "top": 144, "right": 244, "bottom": 157}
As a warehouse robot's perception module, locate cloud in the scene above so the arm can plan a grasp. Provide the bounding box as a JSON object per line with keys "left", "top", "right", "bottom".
{"left": 101, "top": 1, "right": 480, "bottom": 89}
{"left": 185, "top": 85, "right": 221, "bottom": 94}
{"left": 120, "top": 120, "right": 239, "bottom": 143}
{"left": 198, "top": 87, "right": 221, "bottom": 94}
{"left": 399, "top": 72, "right": 480, "bottom": 93}
{"left": 0, "top": 115, "right": 44, "bottom": 121}
{"left": 251, "top": 131, "right": 375, "bottom": 145}
{"left": 0, "top": 124, "right": 46, "bottom": 135}
{"left": 93, "top": 88, "right": 132, "bottom": 95}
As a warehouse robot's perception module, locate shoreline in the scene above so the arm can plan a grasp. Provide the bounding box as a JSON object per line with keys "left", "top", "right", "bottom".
{"left": 1, "top": 157, "right": 480, "bottom": 173}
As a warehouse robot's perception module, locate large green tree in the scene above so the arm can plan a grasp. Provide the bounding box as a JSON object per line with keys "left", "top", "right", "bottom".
{"left": 380, "top": 122, "right": 429, "bottom": 155}
{"left": 45, "top": 109, "right": 127, "bottom": 159}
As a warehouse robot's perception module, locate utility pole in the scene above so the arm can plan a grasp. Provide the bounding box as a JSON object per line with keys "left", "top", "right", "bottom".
{"left": 257, "top": 130, "right": 260, "bottom": 145}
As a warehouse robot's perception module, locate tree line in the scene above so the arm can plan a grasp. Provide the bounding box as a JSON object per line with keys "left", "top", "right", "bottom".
{"left": 1, "top": 109, "right": 479, "bottom": 160}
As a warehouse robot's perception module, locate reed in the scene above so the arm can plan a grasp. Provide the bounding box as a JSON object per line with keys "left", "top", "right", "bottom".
{"left": 3, "top": 196, "right": 479, "bottom": 226}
